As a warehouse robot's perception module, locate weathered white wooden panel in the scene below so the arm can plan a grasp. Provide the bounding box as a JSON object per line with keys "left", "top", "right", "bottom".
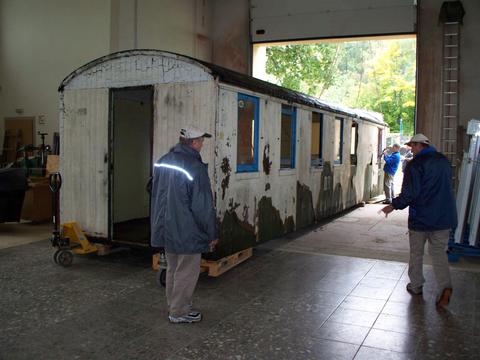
{"left": 152, "top": 80, "right": 217, "bottom": 182}
{"left": 216, "top": 84, "right": 386, "bottom": 236}
{"left": 251, "top": 0, "right": 416, "bottom": 42}
{"left": 216, "top": 86, "right": 301, "bottom": 232}
{"left": 64, "top": 53, "right": 213, "bottom": 90}
{"left": 60, "top": 89, "right": 109, "bottom": 237}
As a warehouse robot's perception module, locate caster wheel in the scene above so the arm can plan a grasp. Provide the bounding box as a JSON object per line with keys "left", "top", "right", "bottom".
{"left": 156, "top": 269, "right": 166, "bottom": 287}
{"left": 53, "top": 249, "right": 62, "bottom": 264}
{"left": 57, "top": 250, "right": 74, "bottom": 267}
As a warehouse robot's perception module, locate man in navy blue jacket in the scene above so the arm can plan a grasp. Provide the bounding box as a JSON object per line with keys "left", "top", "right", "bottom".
{"left": 151, "top": 125, "right": 218, "bottom": 323}
{"left": 382, "top": 143, "right": 401, "bottom": 204}
{"left": 381, "top": 134, "right": 457, "bottom": 307}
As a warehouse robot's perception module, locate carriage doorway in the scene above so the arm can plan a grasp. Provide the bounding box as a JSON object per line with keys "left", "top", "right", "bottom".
{"left": 110, "top": 86, "right": 153, "bottom": 246}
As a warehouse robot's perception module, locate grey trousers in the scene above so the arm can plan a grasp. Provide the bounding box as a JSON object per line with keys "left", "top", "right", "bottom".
{"left": 383, "top": 172, "right": 395, "bottom": 201}
{"left": 165, "top": 252, "right": 201, "bottom": 317}
{"left": 408, "top": 230, "right": 452, "bottom": 291}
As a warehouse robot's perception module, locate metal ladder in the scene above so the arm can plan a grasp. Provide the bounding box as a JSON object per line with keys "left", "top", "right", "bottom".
{"left": 441, "top": 21, "right": 460, "bottom": 184}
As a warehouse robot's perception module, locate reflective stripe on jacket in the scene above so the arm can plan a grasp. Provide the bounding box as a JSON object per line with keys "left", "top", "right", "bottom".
{"left": 150, "top": 143, "right": 217, "bottom": 253}
{"left": 392, "top": 146, "right": 457, "bottom": 231}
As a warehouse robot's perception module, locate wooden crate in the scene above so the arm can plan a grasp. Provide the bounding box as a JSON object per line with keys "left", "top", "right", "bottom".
{"left": 21, "top": 178, "right": 52, "bottom": 222}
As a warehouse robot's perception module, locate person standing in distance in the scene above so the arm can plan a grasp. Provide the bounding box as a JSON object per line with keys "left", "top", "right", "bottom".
{"left": 381, "top": 134, "right": 457, "bottom": 307}
{"left": 150, "top": 125, "right": 218, "bottom": 323}
{"left": 382, "top": 143, "right": 401, "bottom": 204}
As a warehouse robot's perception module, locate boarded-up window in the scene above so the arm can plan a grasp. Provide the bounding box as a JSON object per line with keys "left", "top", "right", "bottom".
{"left": 280, "top": 105, "right": 296, "bottom": 169}
{"left": 334, "top": 117, "right": 344, "bottom": 164}
{"left": 237, "top": 94, "right": 259, "bottom": 172}
{"left": 311, "top": 112, "right": 323, "bottom": 167}
{"left": 350, "top": 122, "right": 358, "bottom": 165}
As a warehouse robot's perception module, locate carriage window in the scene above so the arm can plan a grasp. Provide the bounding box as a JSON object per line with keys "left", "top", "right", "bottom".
{"left": 377, "top": 128, "right": 383, "bottom": 164}
{"left": 350, "top": 122, "right": 358, "bottom": 165}
{"left": 311, "top": 112, "right": 323, "bottom": 167}
{"left": 280, "top": 105, "right": 296, "bottom": 169}
{"left": 237, "top": 93, "right": 259, "bottom": 172}
{"left": 334, "top": 117, "right": 344, "bottom": 164}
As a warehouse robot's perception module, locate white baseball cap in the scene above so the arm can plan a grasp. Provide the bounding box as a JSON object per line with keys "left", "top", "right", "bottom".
{"left": 180, "top": 125, "right": 212, "bottom": 139}
{"left": 405, "top": 133, "right": 430, "bottom": 146}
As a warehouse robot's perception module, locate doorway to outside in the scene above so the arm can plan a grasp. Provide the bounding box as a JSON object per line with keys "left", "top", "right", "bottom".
{"left": 110, "top": 86, "right": 153, "bottom": 246}
{"left": 252, "top": 35, "right": 416, "bottom": 145}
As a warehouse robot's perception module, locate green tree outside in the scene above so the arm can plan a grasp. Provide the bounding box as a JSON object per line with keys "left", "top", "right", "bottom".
{"left": 265, "top": 39, "right": 416, "bottom": 135}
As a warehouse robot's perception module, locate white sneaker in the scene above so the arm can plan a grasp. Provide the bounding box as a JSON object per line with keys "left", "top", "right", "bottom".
{"left": 168, "top": 311, "right": 202, "bottom": 323}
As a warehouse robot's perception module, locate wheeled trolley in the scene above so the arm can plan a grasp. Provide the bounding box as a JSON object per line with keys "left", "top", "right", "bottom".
{"left": 49, "top": 173, "right": 99, "bottom": 267}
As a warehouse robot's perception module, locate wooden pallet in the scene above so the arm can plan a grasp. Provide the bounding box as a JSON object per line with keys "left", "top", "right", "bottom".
{"left": 152, "top": 247, "right": 253, "bottom": 276}
{"left": 201, "top": 248, "right": 252, "bottom": 277}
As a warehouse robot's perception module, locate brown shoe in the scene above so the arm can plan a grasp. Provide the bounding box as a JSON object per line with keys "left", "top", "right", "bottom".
{"left": 436, "top": 287, "right": 452, "bottom": 306}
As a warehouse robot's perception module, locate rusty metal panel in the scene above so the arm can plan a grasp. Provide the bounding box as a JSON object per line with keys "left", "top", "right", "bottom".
{"left": 60, "top": 89, "right": 109, "bottom": 237}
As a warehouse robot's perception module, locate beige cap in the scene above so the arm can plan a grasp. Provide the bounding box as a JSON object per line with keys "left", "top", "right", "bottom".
{"left": 405, "top": 133, "right": 430, "bottom": 146}
{"left": 180, "top": 125, "right": 212, "bottom": 139}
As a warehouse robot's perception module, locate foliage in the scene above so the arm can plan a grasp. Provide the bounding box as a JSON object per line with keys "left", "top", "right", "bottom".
{"left": 264, "top": 39, "right": 416, "bottom": 135}
{"left": 266, "top": 44, "right": 339, "bottom": 98}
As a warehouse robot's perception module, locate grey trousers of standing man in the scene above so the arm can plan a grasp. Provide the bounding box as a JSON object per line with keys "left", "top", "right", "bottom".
{"left": 165, "top": 253, "right": 201, "bottom": 317}
{"left": 383, "top": 172, "right": 395, "bottom": 202}
{"left": 408, "top": 230, "right": 452, "bottom": 292}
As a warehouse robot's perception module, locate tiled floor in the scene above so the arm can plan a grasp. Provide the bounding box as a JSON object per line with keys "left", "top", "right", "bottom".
{"left": 1, "top": 234, "right": 480, "bottom": 359}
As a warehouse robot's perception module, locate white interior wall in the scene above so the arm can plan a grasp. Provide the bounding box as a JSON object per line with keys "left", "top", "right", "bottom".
{"left": 0, "top": 0, "right": 213, "bottom": 151}
{"left": 0, "top": 0, "right": 111, "bottom": 148}
{"left": 110, "top": 0, "right": 137, "bottom": 51}
{"left": 211, "top": 0, "right": 250, "bottom": 74}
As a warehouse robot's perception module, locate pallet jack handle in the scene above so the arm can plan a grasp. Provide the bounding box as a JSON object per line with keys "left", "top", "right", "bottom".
{"left": 49, "top": 172, "right": 62, "bottom": 246}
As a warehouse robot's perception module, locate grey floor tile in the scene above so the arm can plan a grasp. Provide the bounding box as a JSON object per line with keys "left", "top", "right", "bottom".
{"left": 2, "top": 233, "right": 480, "bottom": 360}
{"left": 316, "top": 319, "right": 370, "bottom": 345}
{"left": 363, "top": 328, "right": 418, "bottom": 354}
{"left": 373, "top": 313, "right": 425, "bottom": 335}
{"left": 329, "top": 307, "right": 379, "bottom": 327}
{"left": 340, "top": 296, "right": 387, "bottom": 313}
{"left": 354, "top": 346, "right": 414, "bottom": 360}
{"left": 350, "top": 284, "right": 394, "bottom": 300}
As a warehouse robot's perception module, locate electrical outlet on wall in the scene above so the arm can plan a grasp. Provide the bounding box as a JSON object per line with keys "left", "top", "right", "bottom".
{"left": 38, "top": 115, "right": 46, "bottom": 125}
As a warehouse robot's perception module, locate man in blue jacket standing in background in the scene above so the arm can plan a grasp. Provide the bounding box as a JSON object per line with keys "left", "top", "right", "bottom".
{"left": 382, "top": 143, "right": 401, "bottom": 204}
{"left": 151, "top": 125, "right": 218, "bottom": 323}
{"left": 381, "top": 134, "right": 457, "bottom": 307}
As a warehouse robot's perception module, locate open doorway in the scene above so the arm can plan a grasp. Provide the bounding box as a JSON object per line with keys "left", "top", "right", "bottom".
{"left": 110, "top": 86, "right": 153, "bottom": 246}
{"left": 253, "top": 35, "right": 416, "bottom": 142}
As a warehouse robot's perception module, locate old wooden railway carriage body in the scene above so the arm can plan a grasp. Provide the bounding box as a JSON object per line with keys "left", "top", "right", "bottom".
{"left": 58, "top": 50, "right": 387, "bottom": 258}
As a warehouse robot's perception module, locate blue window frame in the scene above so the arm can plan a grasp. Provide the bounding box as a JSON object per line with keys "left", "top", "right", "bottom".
{"left": 334, "top": 117, "right": 344, "bottom": 164}
{"left": 311, "top": 112, "right": 323, "bottom": 167}
{"left": 237, "top": 93, "right": 259, "bottom": 172}
{"left": 280, "top": 105, "right": 296, "bottom": 169}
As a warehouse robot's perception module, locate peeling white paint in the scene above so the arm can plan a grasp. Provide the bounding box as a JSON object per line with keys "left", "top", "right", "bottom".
{"left": 59, "top": 51, "right": 386, "bottom": 239}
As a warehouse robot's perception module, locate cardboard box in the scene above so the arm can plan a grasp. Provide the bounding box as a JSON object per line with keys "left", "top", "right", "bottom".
{"left": 21, "top": 179, "right": 52, "bottom": 222}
